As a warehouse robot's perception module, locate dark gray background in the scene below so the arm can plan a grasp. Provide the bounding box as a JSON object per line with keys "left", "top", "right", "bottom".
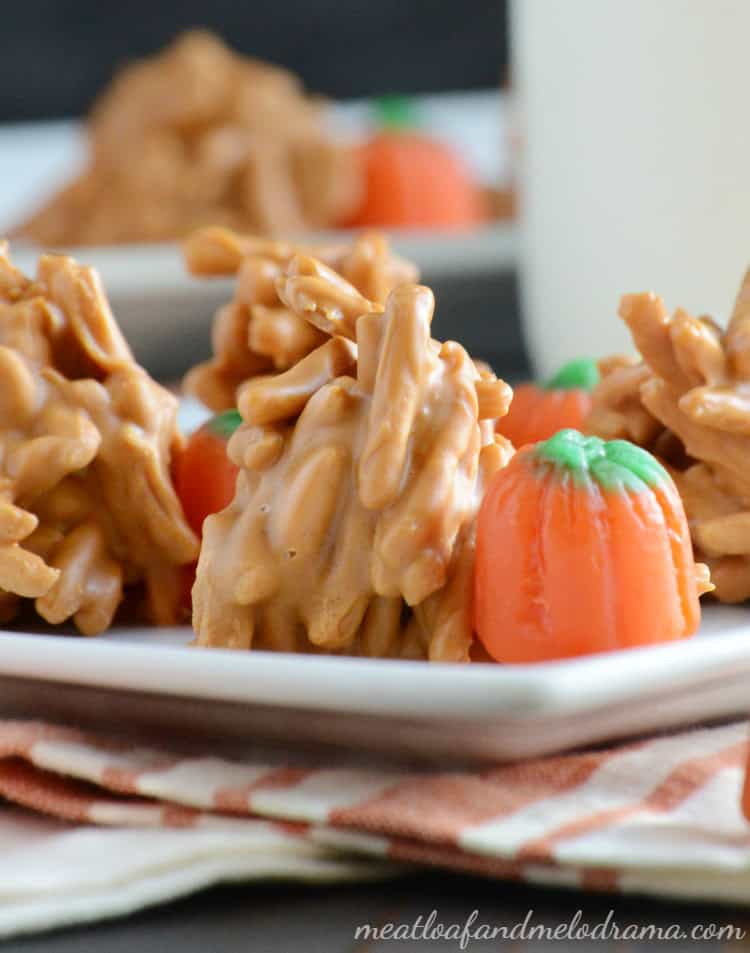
{"left": 0, "top": 0, "right": 508, "bottom": 121}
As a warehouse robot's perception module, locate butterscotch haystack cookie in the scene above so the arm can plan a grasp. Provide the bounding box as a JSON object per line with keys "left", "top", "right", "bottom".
{"left": 0, "top": 243, "right": 198, "bottom": 633}
{"left": 192, "top": 256, "right": 513, "bottom": 660}
{"left": 16, "top": 31, "right": 361, "bottom": 246}
{"left": 586, "top": 276, "right": 750, "bottom": 602}
{"left": 183, "top": 226, "right": 418, "bottom": 411}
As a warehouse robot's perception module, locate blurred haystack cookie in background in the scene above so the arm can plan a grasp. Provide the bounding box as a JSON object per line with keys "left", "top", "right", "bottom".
{"left": 15, "top": 32, "right": 362, "bottom": 246}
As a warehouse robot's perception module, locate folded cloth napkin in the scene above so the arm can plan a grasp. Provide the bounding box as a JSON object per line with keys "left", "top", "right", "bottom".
{"left": 0, "top": 718, "right": 748, "bottom": 937}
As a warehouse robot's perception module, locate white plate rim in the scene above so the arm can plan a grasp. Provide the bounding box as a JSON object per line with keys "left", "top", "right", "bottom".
{"left": 0, "top": 605, "right": 748, "bottom": 723}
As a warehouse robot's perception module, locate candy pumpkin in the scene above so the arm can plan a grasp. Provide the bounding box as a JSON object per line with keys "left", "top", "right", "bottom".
{"left": 498, "top": 358, "right": 599, "bottom": 449}
{"left": 475, "top": 429, "right": 710, "bottom": 663}
{"left": 344, "top": 96, "right": 487, "bottom": 231}
{"left": 174, "top": 409, "right": 241, "bottom": 536}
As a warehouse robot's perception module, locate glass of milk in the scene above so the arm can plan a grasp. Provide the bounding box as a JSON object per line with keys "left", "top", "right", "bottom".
{"left": 511, "top": 0, "right": 750, "bottom": 376}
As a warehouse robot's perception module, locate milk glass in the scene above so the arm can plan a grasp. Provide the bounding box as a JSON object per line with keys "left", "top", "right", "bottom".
{"left": 511, "top": 0, "right": 750, "bottom": 375}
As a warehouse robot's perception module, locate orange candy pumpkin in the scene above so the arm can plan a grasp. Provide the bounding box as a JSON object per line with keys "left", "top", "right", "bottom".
{"left": 344, "top": 97, "right": 486, "bottom": 231}
{"left": 174, "top": 409, "right": 242, "bottom": 613}
{"left": 498, "top": 358, "right": 599, "bottom": 449}
{"left": 347, "top": 132, "right": 487, "bottom": 230}
{"left": 174, "top": 409, "right": 241, "bottom": 536}
{"left": 474, "top": 429, "right": 704, "bottom": 663}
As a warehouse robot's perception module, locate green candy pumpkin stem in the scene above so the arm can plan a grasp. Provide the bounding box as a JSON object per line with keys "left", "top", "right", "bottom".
{"left": 207, "top": 409, "right": 242, "bottom": 440}
{"left": 533, "top": 429, "right": 669, "bottom": 492}
{"left": 543, "top": 357, "right": 600, "bottom": 392}
{"left": 373, "top": 95, "right": 420, "bottom": 131}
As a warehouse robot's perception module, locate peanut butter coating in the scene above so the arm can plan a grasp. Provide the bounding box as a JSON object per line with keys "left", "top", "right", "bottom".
{"left": 192, "top": 260, "right": 513, "bottom": 660}
{"left": 0, "top": 242, "right": 198, "bottom": 634}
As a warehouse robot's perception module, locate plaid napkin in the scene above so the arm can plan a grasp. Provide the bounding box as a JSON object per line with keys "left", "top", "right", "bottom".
{"left": 0, "top": 718, "right": 748, "bottom": 937}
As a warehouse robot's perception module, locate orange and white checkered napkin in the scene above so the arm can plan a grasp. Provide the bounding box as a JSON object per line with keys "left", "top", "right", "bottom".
{"left": 0, "top": 719, "right": 749, "bottom": 937}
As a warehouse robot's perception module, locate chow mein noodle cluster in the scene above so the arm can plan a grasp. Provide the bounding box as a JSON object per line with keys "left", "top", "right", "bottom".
{"left": 17, "top": 32, "right": 361, "bottom": 245}
{"left": 0, "top": 244, "right": 197, "bottom": 633}
{"left": 587, "top": 275, "right": 750, "bottom": 603}
{"left": 192, "top": 254, "right": 513, "bottom": 660}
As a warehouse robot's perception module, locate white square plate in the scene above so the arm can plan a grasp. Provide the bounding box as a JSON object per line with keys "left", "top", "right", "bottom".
{"left": 0, "top": 605, "right": 747, "bottom": 765}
